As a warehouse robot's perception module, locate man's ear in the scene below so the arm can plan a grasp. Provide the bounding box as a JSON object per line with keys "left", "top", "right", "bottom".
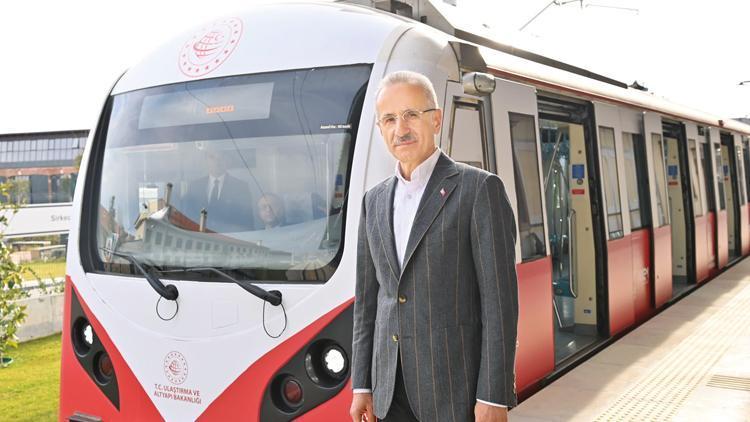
{"left": 432, "top": 108, "right": 443, "bottom": 134}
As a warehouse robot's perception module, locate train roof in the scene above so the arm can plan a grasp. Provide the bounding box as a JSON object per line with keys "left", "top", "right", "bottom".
{"left": 114, "top": 0, "right": 750, "bottom": 136}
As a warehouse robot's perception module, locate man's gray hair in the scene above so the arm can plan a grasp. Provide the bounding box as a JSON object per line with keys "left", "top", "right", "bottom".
{"left": 375, "top": 70, "right": 439, "bottom": 109}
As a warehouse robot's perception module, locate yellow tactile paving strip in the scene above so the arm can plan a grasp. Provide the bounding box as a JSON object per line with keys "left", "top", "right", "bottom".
{"left": 510, "top": 259, "right": 750, "bottom": 421}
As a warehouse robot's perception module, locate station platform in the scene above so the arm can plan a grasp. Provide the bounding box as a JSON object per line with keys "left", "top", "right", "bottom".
{"left": 510, "top": 258, "right": 750, "bottom": 421}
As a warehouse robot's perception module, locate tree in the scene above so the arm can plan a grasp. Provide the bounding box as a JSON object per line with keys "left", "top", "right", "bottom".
{"left": 0, "top": 181, "right": 28, "bottom": 367}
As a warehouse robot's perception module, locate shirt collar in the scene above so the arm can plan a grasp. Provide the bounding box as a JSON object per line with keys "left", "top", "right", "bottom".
{"left": 395, "top": 147, "right": 442, "bottom": 187}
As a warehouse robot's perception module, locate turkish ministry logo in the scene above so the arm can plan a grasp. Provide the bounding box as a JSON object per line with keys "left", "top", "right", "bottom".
{"left": 178, "top": 17, "right": 243, "bottom": 77}
{"left": 164, "top": 351, "right": 189, "bottom": 385}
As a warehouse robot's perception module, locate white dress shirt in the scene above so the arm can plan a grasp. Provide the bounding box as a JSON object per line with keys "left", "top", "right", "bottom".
{"left": 207, "top": 174, "right": 226, "bottom": 202}
{"left": 354, "top": 147, "right": 505, "bottom": 408}
{"left": 392, "top": 147, "right": 442, "bottom": 270}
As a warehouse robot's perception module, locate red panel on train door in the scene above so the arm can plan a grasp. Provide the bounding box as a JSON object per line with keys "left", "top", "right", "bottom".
{"left": 607, "top": 235, "right": 634, "bottom": 336}
{"left": 515, "top": 256, "right": 554, "bottom": 395}
{"left": 716, "top": 210, "right": 729, "bottom": 268}
{"left": 694, "top": 214, "right": 710, "bottom": 283}
{"left": 652, "top": 225, "right": 673, "bottom": 307}
{"left": 631, "top": 229, "right": 652, "bottom": 323}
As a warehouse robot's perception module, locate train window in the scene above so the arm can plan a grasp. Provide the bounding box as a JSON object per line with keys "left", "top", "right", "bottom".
{"left": 599, "top": 127, "right": 623, "bottom": 238}
{"left": 651, "top": 133, "right": 670, "bottom": 226}
{"left": 735, "top": 145, "right": 747, "bottom": 205}
{"left": 622, "top": 132, "right": 648, "bottom": 230}
{"left": 688, "top": 139, "right": 704, "bottom": 216}
{"left": 90, "top": 64, "right": 372, "bottom": 282}
{"left": 715, "top": 145, "right": 726, "bottom": 210}
{"left": 701, "top": 142, "right": 716, "bottom": 212}
{"left": 448, "top": 101, "right": 486, "bottom": 169}
{"left": 509, "top": 113, "right": 546, "bottom": 260}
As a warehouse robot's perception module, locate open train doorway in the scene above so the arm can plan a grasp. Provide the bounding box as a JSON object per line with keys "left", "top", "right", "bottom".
{"left": 538, "top": 96, "right": 605, "bottom": 365}
{"left": 662, "top": 121, "right": 695, "bottom": 297}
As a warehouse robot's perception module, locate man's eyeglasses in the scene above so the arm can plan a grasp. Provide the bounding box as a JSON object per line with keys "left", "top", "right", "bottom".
{"left": 377, "top": 108, "right": 438, "bottom": 128}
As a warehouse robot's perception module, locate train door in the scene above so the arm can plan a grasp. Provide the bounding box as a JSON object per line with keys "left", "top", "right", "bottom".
{"left": 490, "top": 78, "right": 554, "bottom": 392}
{"left": 686, "top": 123, "right": 711, "bottom": 283}
{"left": 537, "top": 95, "right": 604, "bottom": 364}
{"left": 663, "top": 121, "right": 695, "bottom": 298}
{"left": 594, "top": 102, "right": 651, "bottom": 335}
{"left": 643, "top": 112, "right": 672, "bottom": 307}
{"left": 720, "top": 132, "right": 741, "bottom": 261}
{"left": 709, "top": 127, "right": 729, "bottom": 269}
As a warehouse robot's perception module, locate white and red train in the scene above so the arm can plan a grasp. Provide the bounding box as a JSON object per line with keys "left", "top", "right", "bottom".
{"left": 60, "top": 1, "right": 750, "bottom": 420}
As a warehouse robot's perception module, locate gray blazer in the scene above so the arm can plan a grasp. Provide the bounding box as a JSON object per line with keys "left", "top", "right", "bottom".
{"left": 352, "top": 152, "right": 519, "bottom": 421}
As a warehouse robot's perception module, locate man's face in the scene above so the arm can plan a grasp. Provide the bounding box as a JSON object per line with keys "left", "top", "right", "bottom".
{"left": 206, "top": 152, "right": 225, "bottom": 178}
{"left": 376, "top": 83, "right": 442, "bottom": 169}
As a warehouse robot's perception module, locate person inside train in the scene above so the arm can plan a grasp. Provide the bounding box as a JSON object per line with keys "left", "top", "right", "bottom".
{"left": 180, "top": 149, "right": 256, "bottom": 233}
{"left": 257, "top": 192, "right": 287, "bottom": 229}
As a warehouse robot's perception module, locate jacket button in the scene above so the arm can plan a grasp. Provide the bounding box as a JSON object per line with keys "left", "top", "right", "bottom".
{"left": 392, "top": 334, "right": 399, "bottom": 342}
{"left": 398, "top": 295, "right": 407, "bottom": 304}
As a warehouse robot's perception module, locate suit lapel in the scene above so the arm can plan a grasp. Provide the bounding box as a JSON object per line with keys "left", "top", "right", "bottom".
{"left": 376, "top": 177, "right": 400, "bottom": 281}
{"left": 400, "top": 153, "right": 459, "bottom": 278}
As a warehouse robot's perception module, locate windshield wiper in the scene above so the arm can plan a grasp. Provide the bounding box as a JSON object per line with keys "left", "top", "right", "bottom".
{"left": 100, "top": 248, "right": 179, "bottom": 301}
{"left": 183, "top": 267, "right": 282, "bottom": 306}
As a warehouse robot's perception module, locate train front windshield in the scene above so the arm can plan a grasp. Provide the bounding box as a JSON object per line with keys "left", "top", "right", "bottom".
{"left": 93, "top": 65, "right": 371, "bottom": 281}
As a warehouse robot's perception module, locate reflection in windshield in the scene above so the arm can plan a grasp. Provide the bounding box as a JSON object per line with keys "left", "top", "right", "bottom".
{"left": 95, "top": 65, "right": 370, "bottom": 281}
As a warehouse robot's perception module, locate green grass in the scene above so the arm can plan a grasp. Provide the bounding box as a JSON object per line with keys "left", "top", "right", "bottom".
{"left": 22, "top": 261, "right": 67, "bottom": 281}
{"left": 0, "top": 334, "right": 61, "bottom": 421}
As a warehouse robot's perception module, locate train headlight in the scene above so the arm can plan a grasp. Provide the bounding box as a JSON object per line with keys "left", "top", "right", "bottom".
{"left": 322, "top": 344, "right": 347, "bottom": 380}
{"left": 72, "top": 318, "right": 94, "bottom": 356}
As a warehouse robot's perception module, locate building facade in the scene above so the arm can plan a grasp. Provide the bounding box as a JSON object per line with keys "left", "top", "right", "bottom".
{"left": 0, "top": 130, "right": 88, "bottom": 270}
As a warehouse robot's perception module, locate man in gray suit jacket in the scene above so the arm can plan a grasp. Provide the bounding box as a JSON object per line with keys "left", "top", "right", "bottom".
{"left": 350, "top": 71, "right": 519, "bottom": 422}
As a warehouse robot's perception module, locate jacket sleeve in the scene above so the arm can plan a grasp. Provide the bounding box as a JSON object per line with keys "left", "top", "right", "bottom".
{"left": 469, "top": 174, "right": 520, "bottom": 407}
{"left": 351, "top": 194, "right": 380, "bottom": 390}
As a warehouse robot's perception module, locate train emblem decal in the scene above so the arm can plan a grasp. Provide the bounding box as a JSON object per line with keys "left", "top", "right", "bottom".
{"left": 163, "top": 351, "right": 189, "bottom": 385}
{"left": 178, "top": 17, "right": 243, "bottom": 77}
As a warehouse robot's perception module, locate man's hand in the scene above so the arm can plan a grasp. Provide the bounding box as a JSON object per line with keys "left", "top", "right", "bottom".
{"left": 350, "top": 392, "right": 376, "bottom": 422}
{"left": 475, "top": 401, "right": 508, "bottom": 422}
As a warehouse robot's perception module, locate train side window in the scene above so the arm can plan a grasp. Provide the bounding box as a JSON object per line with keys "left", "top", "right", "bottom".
{"left": 509, "top": 113, "right": 546, "bottom": 260}
{"left": 622, "top": 132, "right": 649, "bottom": 230}
{"left": 700, "top": 142, "right": 716, "bottom": 212}
{"left": 735, "top": 145, "right": 747, "bottom": 205}
{"left": 448, "top": 101, "right": 487, "bottom": 169}
{"left": 688, "top": 139, "right": 704, "bottom": 216}
{"left": 599, "top": 126, "right": 623, "bottom": 238}
{"left": 651, "top": 133, "right": 670, "bottom": 226}
{"left": 715, "top": 145, "right": 726, "bottom": 210}
{"left": 743, "top": 139, "right": 750, "bottom": 202}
